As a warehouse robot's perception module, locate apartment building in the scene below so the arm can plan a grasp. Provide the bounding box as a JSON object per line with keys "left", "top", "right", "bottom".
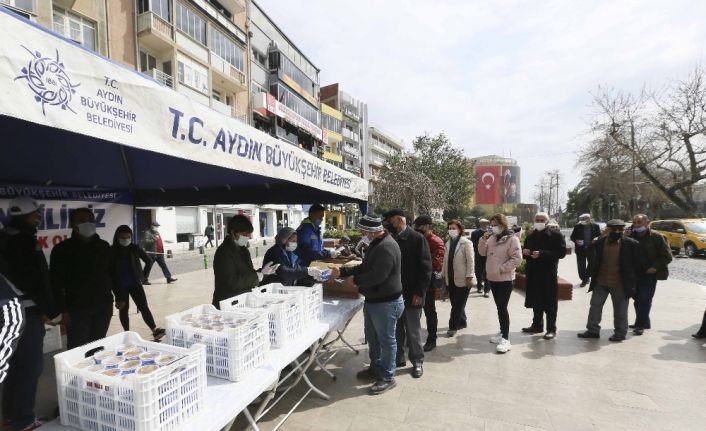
{"left": 320, "top": 84, "right": 368, "bottom": 178}
{"left": 249, "top": 0, "right": 324, "bottom": 156}
{"left": 367, "top": 125, "right": 404, "bottom": 199}
{"left": 320, "top": 102, "right": 344, "bottom": 168}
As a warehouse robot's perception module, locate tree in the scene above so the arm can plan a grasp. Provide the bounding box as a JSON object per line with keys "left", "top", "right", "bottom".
{"left": 588, "top": 67, "right": 706, "bottom": 216}
{"left": 372, "top": 132, "right": 474, "bottom": 219}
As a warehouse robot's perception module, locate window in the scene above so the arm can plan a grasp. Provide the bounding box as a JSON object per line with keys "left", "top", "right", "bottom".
{"left": 270, "top": 83, "right": 319, "bottom": 125}
{"left": 175, "top": 1, "right": 206, "bottom": 45}
{"left": 321, "top": 113, "right": 342, "bottom": 134}
{"left": 152, "top": 0, "right": 170, "bottom": 22}
{"left": 4, "top": 0, "right": 34, "bottom": 14}
{"left": 209, "top": 27, "right": 244, "bottom": 72}
{"left": 53, "top": 7, "right": 96, "bottom": 51}
{"left": 252, "top": 48, "right": 267, "bottom": 67}
{"left": 269, "top": 52, "right": 316, "bottom": 99}
{"left": 139, "top": 50, "right": 157, "bottom": 72}
{"left": 177, "top": 53, "right": 209, "bottom": 94}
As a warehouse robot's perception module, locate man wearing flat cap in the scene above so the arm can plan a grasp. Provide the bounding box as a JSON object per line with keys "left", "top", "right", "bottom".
{"left": 578, "top": 220, "right": 645, "bottom": 342}
{"left": 382, "top": 209, "right": 432, "bottom": 378}
{"left": 330, "top": 214, "right": 404, "bottom": 395}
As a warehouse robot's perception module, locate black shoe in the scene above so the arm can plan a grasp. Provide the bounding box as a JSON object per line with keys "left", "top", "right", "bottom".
{"left": 609, "top": 334, "right": 625, "bottom": 342}
{"left": 369, "top": 379, "right": 397, "bottom": 395}
{"left": 396, "top": 360, "right": 407, "bottom": 368}
{"left": 521, "top": 326, "right": 544, "bottom": 334}
{"left": 476, "top": 289, "right": 482, "bottom": 294}
{"left": 691, "top": 333, "right": 706, "bottom": 339}
{"left": 628, "top": 324, "right": 637, "bottom": 329}
{"left": 543, "top": 331, "right": 556, "bottom": 340}
{"left": 423, "top": 341, "right": 436, "bottom": 352}
{"left": 447, "top": 329, "right": 457, "bottom": 337}
{"left": 143, "top": 280, "right": 151, "bottom": 285}
{"left": 152, "top": 327, "right": 166, "bottom": 340}
{"left": 483, "top": 293, "right": 489, "bottom": 298}
{"left": 632, "top": 328, "right": 644, "bottom": 336}
{"left": 412, "top": 363, "right": 423, "bottom": 378}
{"left": 579, "top": 280, "right": 588, "bottom": 287}
{"left": 577, "top": 331, "right": 600, "bottom": 339}
{"left": 167, "top": 278, "right": 177, "bottom": 283}
{"left": 356, "top": 367, "right": 379, "bottom": 381}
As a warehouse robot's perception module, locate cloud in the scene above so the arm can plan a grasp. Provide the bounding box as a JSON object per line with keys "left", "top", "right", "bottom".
{"left": 258, "top": 0, "right": 706, "bottom": 203}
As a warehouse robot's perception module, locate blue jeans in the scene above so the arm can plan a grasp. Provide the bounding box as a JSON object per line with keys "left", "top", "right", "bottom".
{"left": 363, "top": 296, "right": 404, "bottom": 381}
{"left": 633, "top": 274, "right": 657, "bottom": 329}
{"left": 1, "top": 310, "right": 45, "bottom": 429}
{"left": 144, "top": 254, "right": 172, "bottom": 280}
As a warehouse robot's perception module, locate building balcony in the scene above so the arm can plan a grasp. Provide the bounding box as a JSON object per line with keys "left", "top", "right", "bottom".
{"left": 192, "top": 0, "right": 246, "bottom": 43}
{"left": 210, "top": 53, "right": 246, "bottom": 92}
{"left": 345, "top": 164, "right": 361, "bottom": 174}
{"left": 149, "top": 68, "right": 174, "bottom": 88}
{"left": 136, "top": 12, "right": 174, "bottom": 54}
{"left": 1, "top": 0, "right": 35, "bottom": 15}
{"left": 371, "top": 143, "right": 391, "bottom": 156}
{"left": 342, "top": 128, "right": 359, "bottom": 143}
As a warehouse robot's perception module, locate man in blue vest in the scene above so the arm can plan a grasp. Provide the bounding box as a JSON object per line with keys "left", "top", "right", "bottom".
{"left": 296, "top": 204, "right": 339, "bottom": 266}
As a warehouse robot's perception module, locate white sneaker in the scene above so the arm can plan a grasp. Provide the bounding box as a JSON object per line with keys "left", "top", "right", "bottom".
{"left": 496, "top": 338, "right": 511, "bottom": 353}
{"left": 489, "top": 333, "right": 503, "bottom": 344}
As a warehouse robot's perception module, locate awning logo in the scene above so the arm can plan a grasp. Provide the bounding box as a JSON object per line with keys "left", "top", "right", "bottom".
{"left": 14, "top": 46, "right": 80, "bottom": 115}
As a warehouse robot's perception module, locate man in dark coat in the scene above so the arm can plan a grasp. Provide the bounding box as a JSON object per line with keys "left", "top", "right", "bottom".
{"left": 570, "top": 213, "right": 602, "bottom": 287}
{"left": 470, "top": 218, "right": 490, "bottom": 296}
{"left": 51, "top": 208, "right": 125, "bottom": 349}
{"left": 627, "top": 214, "right": 672, "bottom": 335}
{"left": 412, "top": 215, "right": 445, "bottom": 352}
{"left": 578, "top": 219, "right": 645, "bottom": 342}
{"left": 382, "top": 209, "right": 432, "bottom": 379}
{"left": 521, "top": 212, "right": 566, "bottom": 340}
{"left": 212, "top": 215, "right": 261, "bottom": 309}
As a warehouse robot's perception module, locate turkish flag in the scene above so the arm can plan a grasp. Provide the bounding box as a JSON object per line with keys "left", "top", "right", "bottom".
{"left": 476, "top": 166, "right": 502, "bottom": 204}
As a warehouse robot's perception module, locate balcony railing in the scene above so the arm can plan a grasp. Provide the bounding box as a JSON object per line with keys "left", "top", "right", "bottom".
{"left": 150, "top": 69, "right": 174, "bottom": 88}
{"left": 210, "top": 52, "right": 246, "bottom": 86}
{"left": 137, "top": 12, "right": 172, "bottom": 40}
{"left": 342, "top": 128, "right": 359, "bottom": 142}
{"left": 210, "top": 99, "right": 248, "bottom": 123}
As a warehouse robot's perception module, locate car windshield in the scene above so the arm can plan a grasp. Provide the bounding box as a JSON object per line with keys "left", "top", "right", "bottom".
{"left": 686, "top": 222, "right": 706, "bottom": 234}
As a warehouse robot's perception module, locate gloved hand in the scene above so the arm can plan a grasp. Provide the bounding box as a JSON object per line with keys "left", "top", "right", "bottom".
{"left": 307, "top": 266, "right": 325, "bottom": 281}
{"left": 433, "top": 271, "right": 442, "bottom": 280}
{"left": 261, "top": 262, "right": 279, "bottom": 276}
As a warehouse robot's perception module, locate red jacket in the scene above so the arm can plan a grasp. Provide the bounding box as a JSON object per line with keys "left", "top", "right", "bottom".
{"left": 425, "top": 232, "right": 445, "bottom": 272}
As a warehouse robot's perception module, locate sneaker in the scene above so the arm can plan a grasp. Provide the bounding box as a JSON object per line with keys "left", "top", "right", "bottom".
{"left": 369, "top": 379, "right": 397, "bottom": 395}
{"left": 19, "top": 420, "right": 44, "bottom": 431}
{"left": 543, "top": 331, "right": 556, "bottom": 340}
{"left": 489, "top": 333, "right": 503, "bottom": 344}
{"left": 496, "top": 338, "right": 511, "bottom": 353}
{"left": 152, "top": 327, "right": 166, "bottom": 340}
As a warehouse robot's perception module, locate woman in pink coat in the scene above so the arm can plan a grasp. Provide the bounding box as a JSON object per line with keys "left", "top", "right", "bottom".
{"left": 478, "top": 213, "right": 523, "bottom": 353}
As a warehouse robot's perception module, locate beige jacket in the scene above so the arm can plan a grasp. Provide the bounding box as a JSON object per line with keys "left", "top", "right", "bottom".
{"left": 478, "top": 231, "right": 522, "bottom": 282}
{"left": 442, "top": 236, "right": 475, "bottom": 287}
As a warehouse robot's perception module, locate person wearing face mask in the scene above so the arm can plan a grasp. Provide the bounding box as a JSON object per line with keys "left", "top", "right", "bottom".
{"left": 0, "top": 196, "right": 58, "bottom": 431}
{"left": 381, "top": 209, "right": 431, "bottom": 378}
{"left": 212, "top": 215, "right": 260, "bottom": 309}
{"left": 442, "top": 219, "right": 475, "bottom": 338}
{"left": 478, "top": 213, "right": 522, "bottom": 354}
{"left": 260, "top": 227, "right": 324, "bottom": 286}
{"left": 412, "top": 215, "right": 445, "bottom": 352}
{"left": 627, "top": 214, "right": 671, "bottom": 336}
{"left": 110, "top": 225, "right": 165, "bottom": 341}
{"left": 295, "top": 204, "right": 337, "bottom": 266}
{"left": 570, "top": 213, "right": 602, "bottom": 287}
{"left": 142, "top": 221, "right": 177, "bottom": 285}
{"left": 521, "top": 212, "right": 567, "bottom": 340}
{"left": 51, "top": 208, "right": 125, "bottom": 349}
{"left": 470, "top": 219, "right": 491, "bottom": 297}
{"left": 578, "top": 219, "right": 644, "bottom": 342}
{"left": 329, "top": 214, "right": 404, "bottom": 395}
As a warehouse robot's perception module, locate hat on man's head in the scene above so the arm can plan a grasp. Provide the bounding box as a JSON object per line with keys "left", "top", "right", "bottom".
{"left": 275, "top": 227, "right": 296, "bottom": 244}
{"left": 413, "top": 215, "right": 433, "bottom": 226}
{"left": 579, "top": 213, "right": 591, "bottom": 220}
{"left": 151, "top": 221, "right": 161, "bottom": 227}
{"left": 358, "top": 213, "right": 384, "bottom": 232}
{"left": 606, "top": 219, "right": 626, "bottom": 228}
{"left": 8, "top": 196, "right": 40, "bottom": 216}
{"left": 309, "top": 204, "right": 326, "bottom": 214}
{"left": 479, "top": 218, "right": 490, "bottom": 224}
{"left": 382, "top": 209, "right": 405, "bottom": 219}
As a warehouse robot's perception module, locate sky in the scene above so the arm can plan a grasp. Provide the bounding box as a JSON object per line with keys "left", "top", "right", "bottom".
{"left": 259, "top": 0, "right": 706, "bottom": 203}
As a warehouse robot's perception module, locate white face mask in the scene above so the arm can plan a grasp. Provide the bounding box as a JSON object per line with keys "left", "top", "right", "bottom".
{"left": 491, "top": 226, "right": 502, "bottom": 235}
{"left": 119, "top": 238, "right": 132, "bottom": 247}
{"left": 534, "top": 222, "right": 546, "bottom": 231}
{"left": 448, "top": 229, "right": 459, "bottom": 239}
{"left": 77, "top": 222, "right": 96, "bottom": 238}
{"left": 580, "top": 220, "right": 589, "bottom": 225}
{"left": 235, "top": 235, "right": 249, "bottom": 247}
{"left": 286, "top": 242, "right": 297, "bottom": 252}
{"left": 361, "top": 236, "right": 372, "bottom": 245}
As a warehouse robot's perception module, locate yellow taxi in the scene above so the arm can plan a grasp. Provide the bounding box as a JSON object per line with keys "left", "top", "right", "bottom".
{"left": 649, "top": 219, "right": 706, "bottom": 257}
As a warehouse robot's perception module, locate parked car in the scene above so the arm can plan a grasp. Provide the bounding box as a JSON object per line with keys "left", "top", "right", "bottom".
{"left": 650, "top": 219, "right": 706, "bottom": 257}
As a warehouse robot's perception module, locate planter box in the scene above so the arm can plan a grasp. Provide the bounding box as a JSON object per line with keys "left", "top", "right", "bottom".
{"left": 515, "top": 273, "right": 527, "bottom": 290}
{"left": 514, "top": 273, "right": 572, "bottom": 300}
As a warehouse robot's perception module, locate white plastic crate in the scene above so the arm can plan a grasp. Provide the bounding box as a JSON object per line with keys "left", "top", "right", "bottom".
{"left": 43, "top": 324, "right": 63, "bottom": 353}
{"left": 220, "top": 292, "right": 303, "bottom": 348}
{"left": 54, "top": 331, "right": 206, "bottom": 431}
{"left": 164, "top": 304, "right": 269, "bottom": 382}
{"left": 254, "top": 284, "right": 323, "bottom": 327}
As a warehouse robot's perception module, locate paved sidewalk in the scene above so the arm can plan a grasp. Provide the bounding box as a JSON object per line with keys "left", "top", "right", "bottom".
{"left": 27, "top": 257, "right": 706, "bottom": 430}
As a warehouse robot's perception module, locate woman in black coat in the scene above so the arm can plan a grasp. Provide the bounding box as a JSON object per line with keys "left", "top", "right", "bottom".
{"left": 260, "top": 227, "right": 322, "bottom": 286}
{"left": 111, "top": 225, "right": 165, "bottom": 340}
{"left": 521, "top": 214, "right": 567, "bottom": 339}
